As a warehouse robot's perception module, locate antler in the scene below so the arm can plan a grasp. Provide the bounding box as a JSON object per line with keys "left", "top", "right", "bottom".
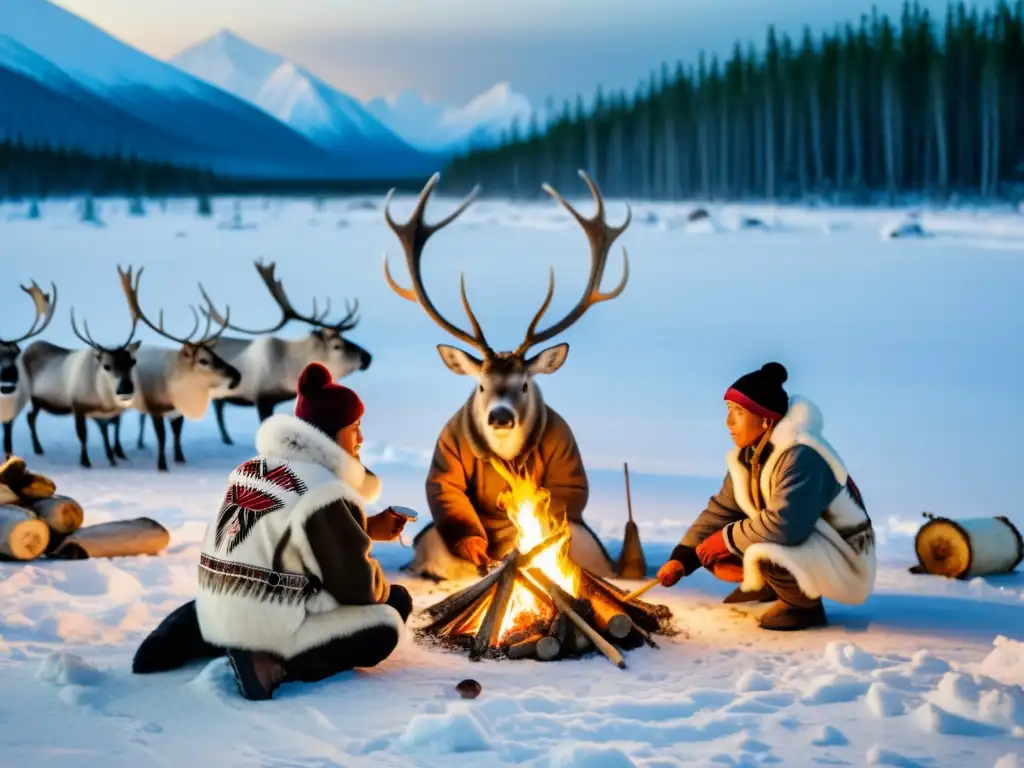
{"left": 514, "top": 170, "right": 631, "bottom": 356}
{"left": 199, "top": 260, "right": 354, "bottom": 335}
{"left": 382, "top": 173, "right": 489, "bottom": 354}
{"left": 119, "top": 265, "right": 230, "bottom": 347}
{"left": 1, "top": 281, "right": 58, "bottom": 345}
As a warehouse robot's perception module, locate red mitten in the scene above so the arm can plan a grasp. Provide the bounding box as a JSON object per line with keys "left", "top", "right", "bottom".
{"left": 696, "top": 530, "right": 730, "bottom": 568}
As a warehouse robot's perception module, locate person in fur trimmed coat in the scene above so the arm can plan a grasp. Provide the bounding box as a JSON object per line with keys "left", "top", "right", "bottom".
{"left": 132, "top": 363, "right": 414, "bottom": 700}
{"left": 657, "top": 362, "right": 876, "bottom": 631}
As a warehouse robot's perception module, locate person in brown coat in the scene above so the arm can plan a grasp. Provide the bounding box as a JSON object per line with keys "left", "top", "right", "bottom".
{"left": 408, "top": 367, "right": 615, "bottom": 581}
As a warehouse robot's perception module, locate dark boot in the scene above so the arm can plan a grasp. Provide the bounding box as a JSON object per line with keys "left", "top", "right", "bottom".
{"left": 132, "top": 600, "right": 223, "bottom": 673}
{"left": 226, "top": 649, "right": 286, "bottom": 700}
{"left": 758, "top": 600, "right": 828, "bottom": 631}
{"left": 723, "top": 584, "right": 777, "bottom": 604}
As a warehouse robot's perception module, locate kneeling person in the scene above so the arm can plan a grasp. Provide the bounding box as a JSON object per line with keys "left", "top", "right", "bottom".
{"left": 134, "top": 363, "right": 413, "bottom": 700}
{"left": 657, "top": 362, "right": 876, "bottom": 631}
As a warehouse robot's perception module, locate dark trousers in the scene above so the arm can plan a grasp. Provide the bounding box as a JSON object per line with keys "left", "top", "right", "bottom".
{"left": 133, "top": 586, "right": 413, "bottom": 678}
{"left": 713, "top": 555, "right": 820, "bottom": 609}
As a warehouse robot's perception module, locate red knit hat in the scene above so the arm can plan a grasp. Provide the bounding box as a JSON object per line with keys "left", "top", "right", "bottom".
{"left": 294, "top": 363, "right": 364, "bottom": 437}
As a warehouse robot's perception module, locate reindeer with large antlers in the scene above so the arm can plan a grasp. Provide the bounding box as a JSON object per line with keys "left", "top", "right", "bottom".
{"left": 23, "top": 300, "right": 141, "bottom": 469}
{"left": 173, "top": 259, "right": 371, "bottom": 446}
{"left": 113, "top": 266, "right": 241, "bottom": 471}
{"left": 0, "top": 281, "right": 57, "bottom": 457}
{"left": 384, "top": 170, "right": 631, "bottom": 581}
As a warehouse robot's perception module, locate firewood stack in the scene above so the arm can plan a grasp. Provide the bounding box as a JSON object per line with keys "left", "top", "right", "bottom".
{"left": 0, "top": 456, "right": 170, "bottom": 562}
{"left": 415, "top": 542, "right": 675, "bottom": 669}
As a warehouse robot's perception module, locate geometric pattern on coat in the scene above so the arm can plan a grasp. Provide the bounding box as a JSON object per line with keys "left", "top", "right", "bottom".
{"left": 213, "top": 460, "right": 307, "bottom": 553}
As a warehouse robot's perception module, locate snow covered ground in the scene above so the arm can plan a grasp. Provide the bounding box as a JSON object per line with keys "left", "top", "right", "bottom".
{"left": 1, "top": 193, "right": 1023, "bottom": 766}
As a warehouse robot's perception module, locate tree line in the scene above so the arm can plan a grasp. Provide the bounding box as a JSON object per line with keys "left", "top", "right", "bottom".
{"left": 444, "top": 1, "right": 1024, "bottom": 203}
{"left": 0, "top": 136, "right": 435, "bottom": 200}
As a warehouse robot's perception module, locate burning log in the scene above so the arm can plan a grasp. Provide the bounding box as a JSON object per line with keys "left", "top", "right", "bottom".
{"left": 471, "top": 548, "right": 520, "bottom": 660}
{"left": 508, "top": 634, "right": 544, "bottom": 660}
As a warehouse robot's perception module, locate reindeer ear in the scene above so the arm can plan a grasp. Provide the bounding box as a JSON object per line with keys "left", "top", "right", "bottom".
{"left": 525, "top": 343, "right": 569, "bottom": 375}
{"left": 437, "top": 345, "right": 482, "bottom": 377}
{"left": 127, "top": 340, "right": 142, "bottom": 353}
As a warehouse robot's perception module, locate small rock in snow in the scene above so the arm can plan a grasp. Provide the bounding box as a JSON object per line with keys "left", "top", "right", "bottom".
{"left": 456, "top": 679, "right": 482, "bottom": 699}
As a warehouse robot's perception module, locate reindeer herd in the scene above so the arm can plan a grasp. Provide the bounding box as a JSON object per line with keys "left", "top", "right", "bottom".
{"left": 0, "top": 169, "right": 631, "bottom": 478}
{"left": 0, "top": 261, "right": 371, "bottom": 471}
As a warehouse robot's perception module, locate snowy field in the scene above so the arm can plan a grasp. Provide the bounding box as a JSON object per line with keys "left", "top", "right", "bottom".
{"left": 1, "top": 193, "right": 1023, "bottom": 766}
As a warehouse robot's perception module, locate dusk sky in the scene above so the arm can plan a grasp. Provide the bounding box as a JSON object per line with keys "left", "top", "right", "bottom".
{"left": 52, "top": 0, "right": 996, "bottom": 107}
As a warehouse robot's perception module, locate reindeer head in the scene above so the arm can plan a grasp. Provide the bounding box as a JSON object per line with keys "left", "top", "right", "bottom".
{"left": 117, "top": 266, "right": 242, "bottom": 391}
{"left": 69, "top": 307, "right": 141, "bottom": 407}
{"left": 199, "top": 260, "right": 372, "bottom": 379}
{"left": 383, "top": 170, "right": 630, "bottom": 458}
{"left": 0, "top": 282, "right": 57, "bottom": 397}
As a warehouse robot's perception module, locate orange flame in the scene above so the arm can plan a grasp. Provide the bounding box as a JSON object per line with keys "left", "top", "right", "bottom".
{"left": 491, "top": 461, "right": 579, "bottom": 640}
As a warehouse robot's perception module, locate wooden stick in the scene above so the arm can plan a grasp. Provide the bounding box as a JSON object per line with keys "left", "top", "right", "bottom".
{"left": 622, "top": 578, "right": 660, "bottom": 603}
{"left": 519, "top": 531, "right": 565, "bottom": 567}
{"left": 426, "top": 550, "right": 516, "bottom": 619}
{"left": 526, "top": 568, "right": 626, "bottom": 669}
{"left": 471, "top": 548, "right": 519, "bottom": 659}
{"left": 623, "top": 462, "right": 634, "bottom": 523}
{"left": 579, "top": 570, "right": 668, "bottom": 631}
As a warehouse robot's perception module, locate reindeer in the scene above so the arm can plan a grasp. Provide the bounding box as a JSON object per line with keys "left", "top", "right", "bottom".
{"left": 114, "top": 265, "right": 242, "bottom": 471}
{"left": 0, "top": 282, "right": 57, "bottom": 457}
{"left": 136, "top": 260, "right": 371, "bottom": 447}
{"left": 383, "top": 170, "right": 632, "bottom": 581}
{"left": 23, "top": 306, "right": 141, "bottom": 468}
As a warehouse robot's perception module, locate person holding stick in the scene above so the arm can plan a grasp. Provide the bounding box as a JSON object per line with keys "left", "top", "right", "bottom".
{"left": 657, "top": 362, "right": 876, "bottom": 631}
{"left": 132, "top": 363, "right": 417, "bottom": 699}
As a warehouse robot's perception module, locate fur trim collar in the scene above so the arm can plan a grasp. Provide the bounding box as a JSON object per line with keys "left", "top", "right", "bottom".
{"left": 460, "top": 398, "right": 548, "bottom": 465}
{"left": 254, "top": 414, "right": 381, "bottom": 504}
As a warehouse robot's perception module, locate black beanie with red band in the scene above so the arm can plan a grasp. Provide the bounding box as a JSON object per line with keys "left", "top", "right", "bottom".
{"left": 723, "top": 362, "right": 789, "bottom": 421}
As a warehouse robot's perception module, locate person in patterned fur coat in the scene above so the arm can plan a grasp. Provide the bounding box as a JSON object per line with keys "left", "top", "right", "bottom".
{"left": 132, "top": 362, "right": 414, "bottom": 700}
{"left": 657, "top": 362, "right": 876, "bottom": 631}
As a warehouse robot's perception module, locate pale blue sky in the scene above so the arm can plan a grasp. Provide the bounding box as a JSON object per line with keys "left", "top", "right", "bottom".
{"left": 52, "top": 0, "right": 995, "bottom": 106}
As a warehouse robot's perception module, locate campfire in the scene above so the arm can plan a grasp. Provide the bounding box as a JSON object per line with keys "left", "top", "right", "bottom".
{"left": 416, "top": 463, "right": 673, "bottom": 668}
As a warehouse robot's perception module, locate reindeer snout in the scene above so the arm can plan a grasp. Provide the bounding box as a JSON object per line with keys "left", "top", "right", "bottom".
{"left": 115, "top": 380, "right": 134, "bottom": 397}
{"left": 359, "top": 349, "right": 372, "bottom": 370}
{"left": 488, "top": 406, "right": 516, "bottom": 429}
{"left": 0, "top": 367, "right": 17, "bottom": 395}
{"left": 227, "top": 370, "right": 242, "bottom": 389}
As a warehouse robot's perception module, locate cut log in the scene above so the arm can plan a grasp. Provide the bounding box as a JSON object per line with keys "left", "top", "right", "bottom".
{"left": 508, "top": 636, "right": 542, "bottom": 660}
{"left": 426, "top": 551, "right": 516, "bottom": 620}
{"left": 914, "top": 515, "right": 1023, "bottom": 579}
{"left": 527, "top": 568, "right": 626, "bottom": 669}
{"left": 27, "top": 495, "right": 84, "bottom": 536}
{"left": 0, "top": 503, "right": 49, "bottom": 560}
{"left": 536, "top": 635, "right": 561, "bottom": 660}
{"left": 579, "top": 571, "right": 664, "bottom": 633}
{"left": 587, "top": 588, "right": 634, "bottom": 640}
{"left": 11, "top": 469, "right": 57, "bottom": 501}
{"left": 571, "top": 628, "right": 592, "bottom": 654}
{"left": 420, "top": 583, "right": 495, "bottom": 635}
{"left": 48, "top": 517, "right": 170, "bottom": 560}
{"left": 471, "top": 548, "right": 519, "bottom": 659}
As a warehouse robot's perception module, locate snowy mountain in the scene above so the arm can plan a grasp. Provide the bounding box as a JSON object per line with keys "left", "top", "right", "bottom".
{"left": 0, "top": 0, "right": 348, "bottom": 178}
{"left": 366, "top": 83, "right": 534, "bottom": 153}
{"left": 169, "top": 31, "right": 434, "bottom": 175}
